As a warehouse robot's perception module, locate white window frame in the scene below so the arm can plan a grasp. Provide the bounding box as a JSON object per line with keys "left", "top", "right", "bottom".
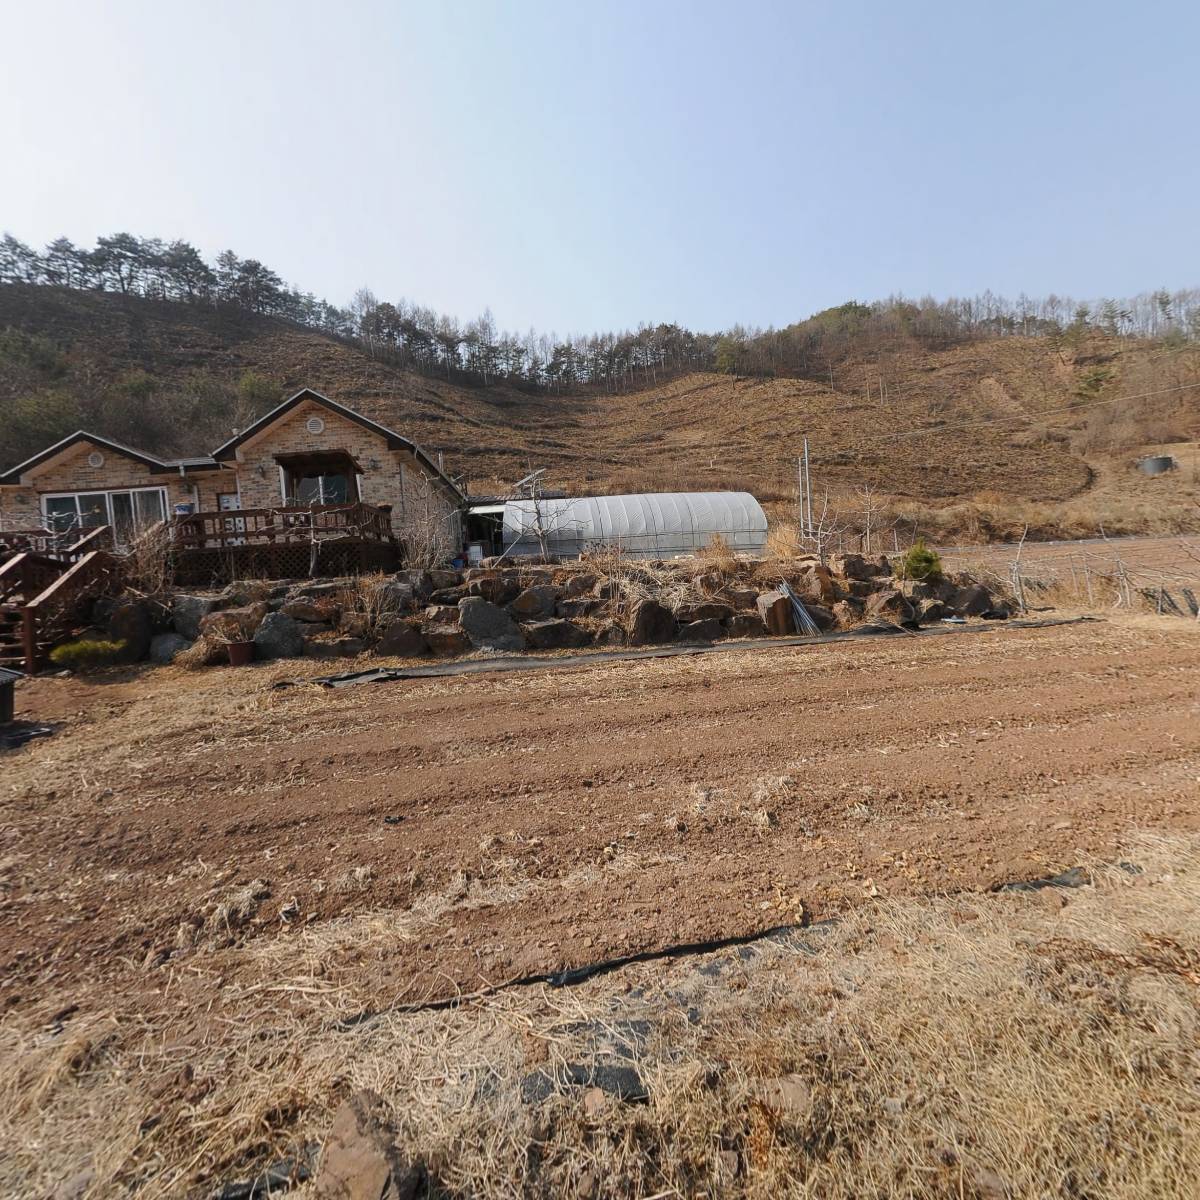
{"left": 41, "top": 486, "right": 169, "bottom": 543}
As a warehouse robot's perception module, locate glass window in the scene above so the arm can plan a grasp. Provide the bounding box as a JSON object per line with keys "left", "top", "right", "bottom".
{"left": 111, "top": 493, "right": 135, "bottom": 544}
{"left": 294, "top": 474, "right": 350, "bottom": 505}
{"left": 134, "top": 490, "right": 165, "bottom": 525}
{"left": 77, "top": 494, "right": 109, "bottom": 528}
{"left": 44, "top": 496, "right": 81, "bottom": 532}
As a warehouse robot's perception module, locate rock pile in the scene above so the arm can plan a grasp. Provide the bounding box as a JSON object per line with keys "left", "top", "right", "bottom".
{"left": 83, "top": 553, "right": 1012, "bottom": 668}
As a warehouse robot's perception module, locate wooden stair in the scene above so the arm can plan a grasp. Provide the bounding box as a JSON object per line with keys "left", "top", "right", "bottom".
{"left": 0, "top": 528, "right": 120, "bottom": 672}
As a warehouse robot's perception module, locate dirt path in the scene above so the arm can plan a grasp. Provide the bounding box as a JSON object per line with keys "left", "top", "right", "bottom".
{"left": 3, "top": 615, "right": 1199, "bottom": 1017}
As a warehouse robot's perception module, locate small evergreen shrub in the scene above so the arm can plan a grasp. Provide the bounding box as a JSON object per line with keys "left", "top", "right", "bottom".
{"left": 48, "top": 639, "right": 127, "bottom": 671}
{"left": 897, "top": 539, "right": 943, "bottom": 581}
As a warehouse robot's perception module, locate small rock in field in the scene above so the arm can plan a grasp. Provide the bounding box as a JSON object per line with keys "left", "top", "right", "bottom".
{"left": 969, "top": 1165, "right": 1009, "bottom": 1200}
{"left": 314, "top": 1090, "right": 425, "bottom": 1200}
{"left": 750, "top": 1074, "right": 811, "bottom": 1117}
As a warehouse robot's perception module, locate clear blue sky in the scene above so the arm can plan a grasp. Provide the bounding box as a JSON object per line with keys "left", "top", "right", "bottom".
{"left": 3, "top": 0, "right": 1197, "bottom": 335}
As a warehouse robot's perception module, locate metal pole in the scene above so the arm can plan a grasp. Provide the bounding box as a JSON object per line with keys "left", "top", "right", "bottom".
{"left": 802, "top": 438, "right": 813, "bottom": 538}
{"left": 797, "top": 454, "right": 805, "bottom": 537}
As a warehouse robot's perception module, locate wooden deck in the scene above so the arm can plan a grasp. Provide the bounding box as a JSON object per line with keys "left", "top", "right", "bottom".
{"left": 167, "top": 501, "right": 400, "bottom": 585}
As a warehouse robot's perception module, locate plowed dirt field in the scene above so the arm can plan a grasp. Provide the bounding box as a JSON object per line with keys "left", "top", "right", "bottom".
{"left": 3, "top": 614, "right": 1198, "bottom": 1020}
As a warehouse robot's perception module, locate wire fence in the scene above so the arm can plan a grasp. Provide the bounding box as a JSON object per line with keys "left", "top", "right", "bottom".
{"left": 941, "top": 538, "right": 1200, "bottom": 620}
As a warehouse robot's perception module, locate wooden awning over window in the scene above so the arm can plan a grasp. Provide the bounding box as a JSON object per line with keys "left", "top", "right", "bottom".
{"left": 273, "top": 450, "right": 363, "bottom": 476}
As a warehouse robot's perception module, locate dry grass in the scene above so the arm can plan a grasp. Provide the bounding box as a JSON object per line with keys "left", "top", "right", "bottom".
{"left": 3, "top": 834, "right": 1199, "bottom": 1198}
{"left": 337, "top": 571, "right": 408, "bottom": 639}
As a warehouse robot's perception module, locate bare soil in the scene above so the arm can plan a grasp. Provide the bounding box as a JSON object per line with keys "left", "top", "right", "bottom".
{"left": 4, "top": 615, "right": 1199, "bottom": 1021}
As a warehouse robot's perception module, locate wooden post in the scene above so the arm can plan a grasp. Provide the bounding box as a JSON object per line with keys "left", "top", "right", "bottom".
{"left": 22, "top": 607, "right": 38, "bottom": 675}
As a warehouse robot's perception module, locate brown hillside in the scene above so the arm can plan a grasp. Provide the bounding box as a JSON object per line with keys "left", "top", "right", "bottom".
{"left": 2, "top": 285, "right": 1197, "bottom": 538}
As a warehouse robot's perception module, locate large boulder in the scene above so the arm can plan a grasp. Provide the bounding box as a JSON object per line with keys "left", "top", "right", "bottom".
{"left": 677, "top": 618, "right": 724, "bottom": 642}
{"left": 798, "top": 564, "right": 838, "bottom": 604}
{"left": 865, "top": 589, "right": 916, "bottom": 623}
{"left": 832, "top": 553, "right": 875, "bottom": 582}
{"left": 509, "top": 585, "right": 561, "bottom": 619}
{"left": 564, "top": 573, "right": 598, "bottom": 597}
{"left": 218, "top": 579, "right": 274, "bottom": 608}
{"left": 149, "top": 632, "right": 192, "bottom": 664}
{"left": 376, "top": 580, "right": 415, "bottom": 610}
{"left": 200, "top": 602, "right": 269, "bottom": 640}
{"left": 466, "top": 573, "right": 522, "bottom": 606}
{"left": 427, "top": 569, "right": 462, "bottom": 591}
{"left": 556, "top": 597, "right": 603, "bottom": 619}
{"left": 281, "top": 598, "right": 340, "bottom": 624}
{"left": 725, "top": 587, "right": 759, "bottom": 610}
{"left": 917, "top": 599, "right": 948, "bottom": 623}
{"left": 725, "top": 613, "right": 767, "bottom": 638}
{"left": 422, "top": 604, "right": 460, "bottom": 626}
{"left": 950, "top": 583, "right": 993, "bottom": 616}
{"left": 458, "top": 597, "right": 525, "bottom": 652}
{"left": 524, "top": 619, "right": 592, "bottom": 650}
{"left": 375, "top": 619, "right": 429, "bottom": 658}
{"left": 909, "top": 577, "right": 956, "bottom": 602}
{"left": 428, "top": 585, "right": 468, "bottom": 606}
{"left": 627, "top": 598, "right": 676, "bottom": 645}
{"left": 253, "top": 612, "right": 305, "bottom": 659}
{"left": 756, "top": 591, "right": 795, "bottom": 636}
{"left": 425, "top": 627, "right": 470, "bottom": 657}
{"left": 677, "top": 601, "right": 734, "bottom": 623}
{"left": 171, "top": 593, "right": 219, "bottom": 640}
{"left": 288, "top": 581, "right": 344, "bottom": 600}
{"left": 833, "top": 598, "right": 864, "bottom": 628}
{"left": 804, "top": 603, "right": 837, "bottom": 631}
{"left": 393, "top": 569, "right": 433, "bottom": 603}
{"left": 106, "top": 600, "right": 153, "bottom": 661}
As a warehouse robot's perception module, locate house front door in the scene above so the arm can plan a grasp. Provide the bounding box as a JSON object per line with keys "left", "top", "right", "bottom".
{"left": 218, "top": 492, "right": 245, "bottom": 543}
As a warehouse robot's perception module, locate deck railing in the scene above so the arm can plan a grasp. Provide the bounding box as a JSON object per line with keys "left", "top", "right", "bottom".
{"left": 0, "top": 524, "right": 114, "bottom": 563}
{"left": 0, "top": 527, "right": 65, "bottom": 556}
{"left": 170, "top": 502, "right": 393, "bottom": 551}
{"left": 0, "top": 552, "right": 65, "bottom": 607}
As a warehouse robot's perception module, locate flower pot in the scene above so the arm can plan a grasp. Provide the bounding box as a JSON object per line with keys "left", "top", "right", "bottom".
{"left": 226, "top": 640, "right": 255, "bottom": 667}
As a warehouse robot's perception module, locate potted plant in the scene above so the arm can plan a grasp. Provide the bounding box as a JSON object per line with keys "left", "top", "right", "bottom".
{"left": 226, "top": 637, "right": 255, "bottom": 666}
{"left": 214, "top": 631, "right": 256, "bottom": 666}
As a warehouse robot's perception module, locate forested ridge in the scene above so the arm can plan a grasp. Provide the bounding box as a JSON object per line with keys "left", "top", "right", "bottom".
{"left": 3, "top": 230, "right": 1199, "bottom": 395}
{"left": 2, "top": 231, "right": 1198, "bottom": 543}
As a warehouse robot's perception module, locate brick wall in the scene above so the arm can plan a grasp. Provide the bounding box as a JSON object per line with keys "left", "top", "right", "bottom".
{"left": 0, "top": 441, "right": 204, "bottom": 530}
{"left": 0, "top": 405, "right": 464, "bottom": 558}
{"left": 229, "top": 401, "right": 462, "bottom": 552}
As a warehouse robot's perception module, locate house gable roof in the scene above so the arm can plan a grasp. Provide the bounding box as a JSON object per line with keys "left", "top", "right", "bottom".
{"left": 0, "top": 431, "right": 221, "bottom": 486}
{"left": 212, "top": 389, "right": 463, "bottom": 497}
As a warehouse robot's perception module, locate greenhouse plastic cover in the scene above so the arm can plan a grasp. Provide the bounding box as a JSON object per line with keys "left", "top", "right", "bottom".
{"left": 500, "top": 491, "right": 768, "bottom": 559}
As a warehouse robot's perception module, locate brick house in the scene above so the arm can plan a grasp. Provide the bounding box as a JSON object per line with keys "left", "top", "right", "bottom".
{"left": 0, "top": 389, "right": 464, "bottom": 564}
